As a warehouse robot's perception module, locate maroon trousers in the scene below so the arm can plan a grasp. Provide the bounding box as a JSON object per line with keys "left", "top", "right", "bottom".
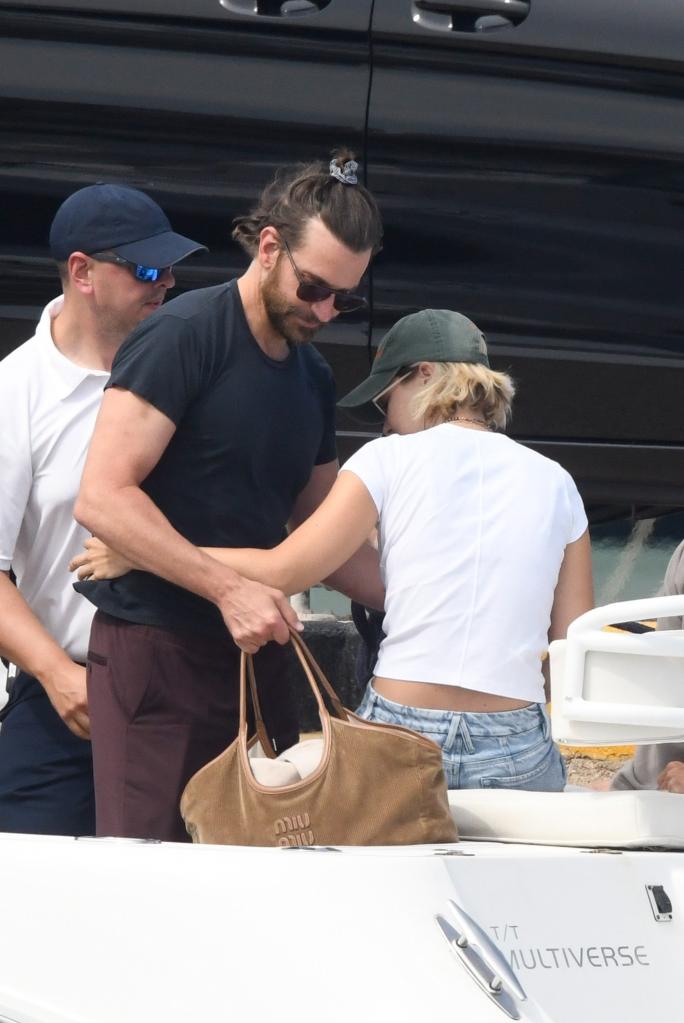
{"left": 87, "top": 611, "right": 297, "bottom": 842}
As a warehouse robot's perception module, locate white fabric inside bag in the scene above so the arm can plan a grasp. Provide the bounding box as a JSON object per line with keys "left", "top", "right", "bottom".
{"left": 248, "top": 737, "right": 324, "bottom": 787}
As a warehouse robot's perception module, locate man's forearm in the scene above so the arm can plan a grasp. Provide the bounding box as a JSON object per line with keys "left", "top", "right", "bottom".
{"left": 0, "top": 572, "right": 74, "bottom": 684}
{"left": 75, "top": 484, "right": 242, "bottom": 607}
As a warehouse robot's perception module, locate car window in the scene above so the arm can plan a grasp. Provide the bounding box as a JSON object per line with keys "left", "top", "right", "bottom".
{"left": 593, "top": 512, "right": 684, "bottom": 604}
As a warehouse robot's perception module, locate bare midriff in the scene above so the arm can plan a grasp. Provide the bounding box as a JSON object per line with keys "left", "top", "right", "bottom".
{"left": 372, "top": 676, "right": 532, "bottom": 712}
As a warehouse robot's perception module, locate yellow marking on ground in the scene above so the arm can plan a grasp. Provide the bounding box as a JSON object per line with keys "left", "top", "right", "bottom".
{"left": 559, "top": 744, "right": 634, "bottom": 761}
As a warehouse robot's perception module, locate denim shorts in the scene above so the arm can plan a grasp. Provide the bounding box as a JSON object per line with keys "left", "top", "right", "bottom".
{"left": 356, "top": 683, "right": 567, "bottom": 791}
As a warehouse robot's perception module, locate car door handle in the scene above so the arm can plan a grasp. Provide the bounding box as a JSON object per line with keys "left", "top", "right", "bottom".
{"left": 413, "top": 0, "right": 529, "bottom": 32}
{"left": 219, "top": 0, "right": 321, "bottom": 16}
{"left": 416, "top": 0, "right": 529, "bottom": 15}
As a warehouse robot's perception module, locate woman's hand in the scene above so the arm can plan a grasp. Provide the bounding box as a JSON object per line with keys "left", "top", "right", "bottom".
{"left": 69, "top": 536, "right": 134, "bottom": 581}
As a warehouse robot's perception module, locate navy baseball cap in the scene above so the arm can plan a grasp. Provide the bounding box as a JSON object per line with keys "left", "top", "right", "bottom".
{"left": 49, "top": 183, "right": 206, "bottom": 265}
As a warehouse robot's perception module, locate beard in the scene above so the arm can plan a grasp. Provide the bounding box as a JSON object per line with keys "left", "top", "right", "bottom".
{"left": 261, "top": 261, "right": 322, "bottom": 345}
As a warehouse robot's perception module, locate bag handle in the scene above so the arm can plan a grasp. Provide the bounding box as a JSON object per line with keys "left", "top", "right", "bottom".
{"left": 288, "top": 629, "right": 349, "bottom": 721}
{"left": 245, "top": 655, "right": 277, "bottom": 758}
{"left": 240, "top": 629, "right": 349, "bottom": 760}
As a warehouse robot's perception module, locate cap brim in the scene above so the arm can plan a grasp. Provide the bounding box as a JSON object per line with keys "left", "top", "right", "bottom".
{"left": 336, "top": 367, "right": 398, "bottom": 425}
{"left": 113, "top": 230, "right": 207, "bottom": 267}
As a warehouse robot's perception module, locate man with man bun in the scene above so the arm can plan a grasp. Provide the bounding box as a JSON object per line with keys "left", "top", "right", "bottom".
{"left": 0, "top": 183, "right": 205, "bottom": 835}
{"left": 73, "top": 152, "right": 385, "bottom": 842}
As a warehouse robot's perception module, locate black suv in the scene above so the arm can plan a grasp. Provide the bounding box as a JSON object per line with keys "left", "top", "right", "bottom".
{"left": 1, "top": 0, "right": 683, "bottom": 522}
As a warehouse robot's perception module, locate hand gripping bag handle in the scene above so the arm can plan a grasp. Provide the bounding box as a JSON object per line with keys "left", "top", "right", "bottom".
{"left": 240, "top": 628, "right": 348, "bottom": 761}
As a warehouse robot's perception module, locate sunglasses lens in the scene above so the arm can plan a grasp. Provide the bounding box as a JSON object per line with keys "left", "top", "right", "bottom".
{"left": 333, "top": 293, "right": 366, "bottom": 313}
{"left": 296, "top": 282, "right": 330, "bottom": 304}
{"left": 372, "top": 387, "right": 392, "bottom": 415}
{"left": 372, "top": 368, "right": 414, "bottom": 414}
{"left": 135, "top": 265, "right": 161, "bottom": 282}
{"left": 296, "top": 281, "right": 366, "bottom": 313}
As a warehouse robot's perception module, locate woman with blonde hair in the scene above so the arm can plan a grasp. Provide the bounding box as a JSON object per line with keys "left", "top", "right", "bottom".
{"left": 72, "top": 309, "right": 593, "bottom": 791}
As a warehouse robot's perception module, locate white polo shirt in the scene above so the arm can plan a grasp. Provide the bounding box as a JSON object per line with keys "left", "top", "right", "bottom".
{"left": 0, "top": 297, "right": 108, "bottom": 663}
{"left": 343, "top": 425, "right": 588, "bottom": 703}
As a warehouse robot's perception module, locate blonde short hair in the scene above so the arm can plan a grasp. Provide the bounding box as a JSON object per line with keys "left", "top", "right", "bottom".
{"left": 410, "top": 362, "right": 515, "bottom": 431}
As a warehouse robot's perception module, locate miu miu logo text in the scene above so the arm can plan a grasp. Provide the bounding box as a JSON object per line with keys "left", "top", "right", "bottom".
{"left": 275, "top": 813, "right": 315, "bottom": 847}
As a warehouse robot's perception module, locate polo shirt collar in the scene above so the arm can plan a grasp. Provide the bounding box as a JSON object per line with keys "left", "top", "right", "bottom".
{"left": 39, "top": 296, "right": 110, "bottom": 400}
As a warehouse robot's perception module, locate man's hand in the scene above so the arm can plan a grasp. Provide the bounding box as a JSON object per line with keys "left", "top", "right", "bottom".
{"left": 42, "top": 662, "right": 90, "bottom": 739}
{"left": 657, "top": 760, "right": 684, "bottom": 793}
{"left": 217, "top": 575, "right": 302, "bottom": 654}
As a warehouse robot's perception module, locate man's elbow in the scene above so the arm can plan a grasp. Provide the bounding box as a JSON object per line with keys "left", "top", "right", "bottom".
{"left": 73, "top": 485, "right": 103, "bottom": 534}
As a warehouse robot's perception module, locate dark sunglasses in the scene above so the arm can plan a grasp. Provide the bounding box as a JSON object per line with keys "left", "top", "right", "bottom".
{"left": 90, "top": 251, "right": 171, "bottom": 283}
{"left": 372, "top": 365, "right": 417, "bottom": 415}
{"left": 282, "top": 240, "right": 368, "bottom": 314}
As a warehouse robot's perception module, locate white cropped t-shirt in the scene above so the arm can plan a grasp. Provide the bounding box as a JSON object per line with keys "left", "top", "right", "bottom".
{"left": 342, "top": 425, "right": 587, "bottom": 703}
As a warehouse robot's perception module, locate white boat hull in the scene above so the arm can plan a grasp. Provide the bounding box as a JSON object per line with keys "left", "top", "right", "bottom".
{"left": 0, "top": 833, "right": 681, "bottom": 1023}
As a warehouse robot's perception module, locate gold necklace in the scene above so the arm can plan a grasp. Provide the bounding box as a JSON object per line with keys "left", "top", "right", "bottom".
{"left": 444, "top": 415, "right": 491, "bottom": 430}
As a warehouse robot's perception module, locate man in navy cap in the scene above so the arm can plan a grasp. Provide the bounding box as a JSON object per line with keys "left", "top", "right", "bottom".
{"left": 0, "top": 183, "right": 205, "bottom": 835}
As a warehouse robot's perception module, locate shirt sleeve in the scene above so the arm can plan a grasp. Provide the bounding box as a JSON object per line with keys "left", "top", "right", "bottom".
{"left": 340, "top": 437, "right": 392, "bottom": 516}
{"left": 563, "top": 470, "right": 588, "bottom": 544}
{"left": 107, "top": 314, "right": 210, "bottom": 425}
{"left": 0, "top": 376, "right": 32, "bottom": 570}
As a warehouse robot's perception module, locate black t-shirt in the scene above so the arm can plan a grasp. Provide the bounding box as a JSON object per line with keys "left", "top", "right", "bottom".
{"left": 77, "top": 280, "right": 336, "bottom": 634}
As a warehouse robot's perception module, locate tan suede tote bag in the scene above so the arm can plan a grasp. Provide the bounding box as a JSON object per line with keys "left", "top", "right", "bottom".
{"left": 180, "top": 631, "right": 458, "bottom": 847}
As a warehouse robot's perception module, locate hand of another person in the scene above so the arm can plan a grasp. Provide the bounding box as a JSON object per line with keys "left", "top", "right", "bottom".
{"left": 44, "top": 661, "right": 90, "bottom": 739}
{"left": 657, "top": 760, "right": 684, "bottom": 793}
{"left": 218, "top": 575, "right": 303, "bottom": 654}
{"left": 69, "top": 536, "right": 133, "bottom": 581}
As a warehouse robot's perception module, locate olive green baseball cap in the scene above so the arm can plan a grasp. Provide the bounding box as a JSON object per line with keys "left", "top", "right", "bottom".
{"left": 338, "top": 309, "right": 489, "bottom": 419}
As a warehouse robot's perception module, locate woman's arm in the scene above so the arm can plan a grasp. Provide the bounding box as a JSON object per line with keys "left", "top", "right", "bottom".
{"left": 549, "top": 529, "right": 594, "bottom": 642}
{"left": 287, "top": 460, "right": 384, "bottom": 611}
{"left": 543, "top": 529, "right": 593, "bottom": 700}
{"left": 201, "top": 470, "right": 378, "bottom": 595}
{"left": 70, "top": 470, "right": 378, "bottom": 594}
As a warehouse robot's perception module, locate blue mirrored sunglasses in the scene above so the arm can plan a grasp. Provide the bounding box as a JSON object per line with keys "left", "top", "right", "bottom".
{"left": 90, "top": 250, "right": 170, "bottom": 282}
